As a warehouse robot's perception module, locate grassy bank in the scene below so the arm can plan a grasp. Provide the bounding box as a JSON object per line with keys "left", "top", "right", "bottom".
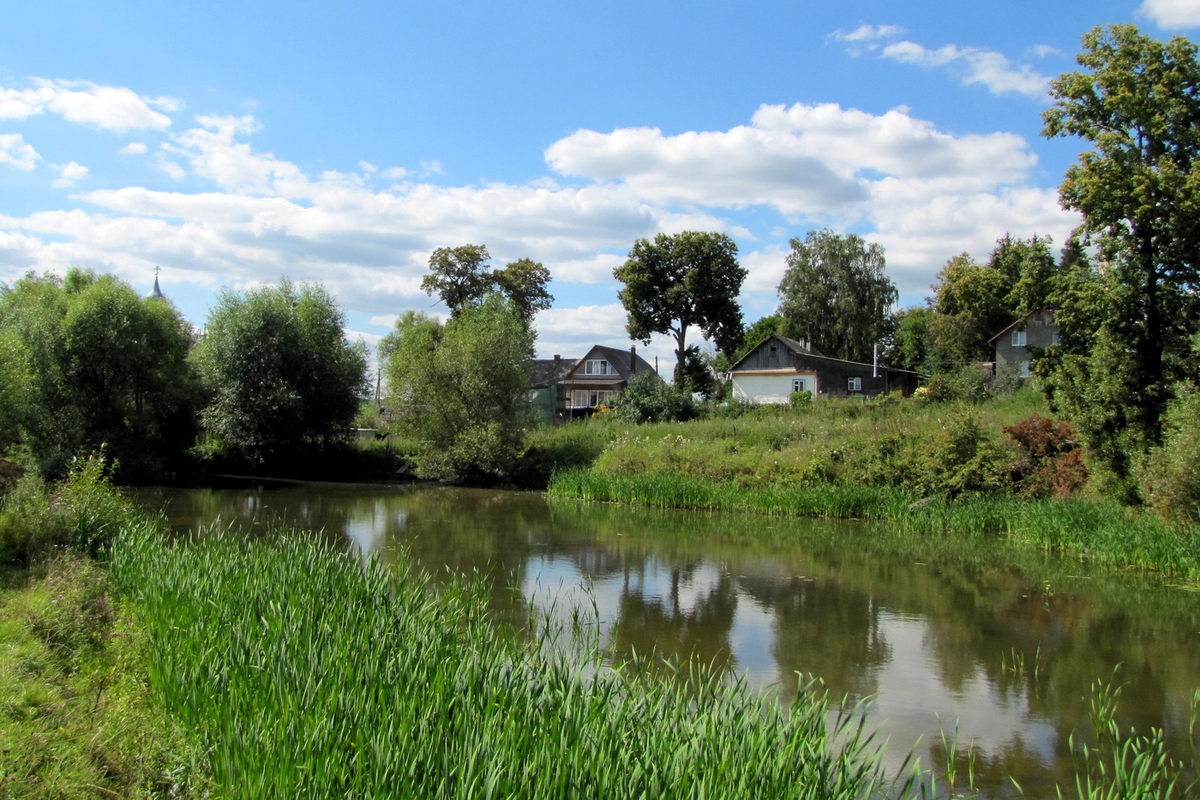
{"left": 539, "top": 392, "right": 1200, "bottom": 581}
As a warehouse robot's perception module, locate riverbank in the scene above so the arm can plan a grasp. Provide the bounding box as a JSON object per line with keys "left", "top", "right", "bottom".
{"left": 536, "top": 391, "right": 1200, "bottom": 581}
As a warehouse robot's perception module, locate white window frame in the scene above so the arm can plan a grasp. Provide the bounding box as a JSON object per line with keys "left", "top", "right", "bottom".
{"left": 572, "top": 389, "right": 615, "bottom": 407}
{"left": 1019, "top": 360, "right": 1032, "bottom": 378}
{"left": 584, "top": 359, "right": 613, "bottom": 376}
{"left": 847, "top": 377, "right": 862, "bottom": 393}
{"left": 1051, "top": 330, "right": 1061, "bottom": 345}
{"left": 1011, "top": 330, "right": 1027, "bottom": 347}
{"left": 792, "top": 378, "right": 807, "bottom": 393}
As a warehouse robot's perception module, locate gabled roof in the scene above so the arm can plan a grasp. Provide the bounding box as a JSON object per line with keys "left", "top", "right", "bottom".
{"left": 988, "top": 308, "right": 1056, "bottom": 344}
{"left": 728, "top": 333, "right": 821, "bottom": 372}
{"left": 564, "top": 344, "right": 656, "bottom": 380}
{"left": 529, "top": 357, "right": 577, "bottom": 387}
{"left": 730, "top": 333, "right": 919, "bottom": 376}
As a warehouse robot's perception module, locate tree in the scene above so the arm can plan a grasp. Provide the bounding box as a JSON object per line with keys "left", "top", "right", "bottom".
{"left": 386, "top": 295, "right": 534, "bottom": 483}
{"left": 0, "top": 270, "right": 199, "bottom": 478}
{"left": 1042, "top": 24, "right": 1200, "bottom": 474}
{"left": 193, "top": 279, "right": 368, "bottom": 467}
{"left": 421, "top": 245, "right": 553, "bottom": 322}
{"left": 614, "top": 231, "right": 747, "bottom": 386}
{"left": 928, "top": 254, "right": 1011, "bottom": 366}
{"left": 0, "top": 331, "right": 31, "bottom": 454}
{"left": 886, "top": 306, "right": 934, "bottom": 372}
{"left": 776, "top": 230, "right": 896, "bottom": 363}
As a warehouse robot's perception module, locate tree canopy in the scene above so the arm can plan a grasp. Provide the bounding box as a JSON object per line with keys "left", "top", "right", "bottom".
{"left": 385, "top": 295, "right": 534, "bottom": 483}
{"left": 421, "top": 245, "right": 553, "bottom": 322}
{"left": 776, "top": 229, "right": 897, "bottom": 363}
{"left": 614, "top": 231, "right": 746, "bottom": 387}
{"left": 0, "top": 270, "right": 199, "bottom": 478}
{"left": 1040, "top": 24, "right": 1200, "bottom": 478}
{"left": 193, "top": 279, "right": 368, "bottom": 467}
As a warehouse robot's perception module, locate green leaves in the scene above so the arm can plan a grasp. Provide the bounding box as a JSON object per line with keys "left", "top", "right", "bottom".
{"left": 386, "top": 295, "right": 535, "bottom": 483}
{"left": 777, "top": 229, "right": 896, "bottom": 364}
{"left": 193, "top": 279, "right": 368, "bottom": 467}
{"left": 614, "top": 231, "right": 746, "bottom": 386}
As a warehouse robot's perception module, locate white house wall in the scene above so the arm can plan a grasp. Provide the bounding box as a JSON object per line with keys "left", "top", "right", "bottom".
{"left": 731, "top": 372, "right": 817, "bottom": 404}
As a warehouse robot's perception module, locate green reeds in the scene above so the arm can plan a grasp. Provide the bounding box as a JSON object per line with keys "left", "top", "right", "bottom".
{"left": 547, "top": 467, "right": 913, "bottom": 519}
{"left": 109, "top": 524, "right": 905, "bottom": 799}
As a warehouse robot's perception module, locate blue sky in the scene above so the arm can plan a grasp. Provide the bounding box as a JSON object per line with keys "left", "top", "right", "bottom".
{"left": 2, "top": 0, "right": 1198, "bottom": 373}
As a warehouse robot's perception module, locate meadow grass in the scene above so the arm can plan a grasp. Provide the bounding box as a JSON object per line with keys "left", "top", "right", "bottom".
{"left": 108, "top": 523, "right": 908, "bottom": 800}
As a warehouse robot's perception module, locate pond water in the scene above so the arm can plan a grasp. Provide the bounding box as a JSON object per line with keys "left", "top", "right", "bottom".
{"left": 132, "top": 480, "right": 1200, "bottom": 798}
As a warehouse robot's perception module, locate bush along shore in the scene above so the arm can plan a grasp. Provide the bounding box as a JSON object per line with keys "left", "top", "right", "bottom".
{"left": 539, "top": 392, "right": 1200, "bottom": 582}
{"left": 3, "top": 460, "right": 1198, "bottom": 797}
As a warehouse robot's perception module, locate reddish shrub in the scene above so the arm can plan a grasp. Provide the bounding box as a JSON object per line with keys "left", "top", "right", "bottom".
{"left": 1003, "top": 415, "right": 1088, "bottom": 498}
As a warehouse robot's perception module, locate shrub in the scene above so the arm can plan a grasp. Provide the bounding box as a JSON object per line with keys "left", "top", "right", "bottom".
{"left": 924, "top": 366, "right": 992, "bottom": 404}
{"left": 910, "top": 410, "right": 1015, "bottom": 498}
{"left": 612, "top": 373, "right": 696, "bottom": 424}
{"left": 1003, "top": 415, "right": 1088, "bottom": 498}
{"left": 0, "top": 453, "right": 142, "bottom": 566}
{"left": 789, "top": 390, "right": 813, "bottom": 407}
{"left": 1137, "top": 388, "right": 1200, "bottom": 522}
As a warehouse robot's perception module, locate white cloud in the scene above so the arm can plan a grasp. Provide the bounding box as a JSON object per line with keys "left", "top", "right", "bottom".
{"left": 381, "top": 166, "right": 410, "bottom": 180}
{"left": 548, "top": 102, "right": 1034, "bottom": 219}
{"left": 880, "top": 41, "right": 1049, "bottom": 96}
{"left": 119, "top": 142, "right": 148, "bottom": 155}
{"left": 832, "top": 24, "right": 907, "bottom": 43}
{"left": 0, "top": 79, "right": 176, "bottom": 131}
{"left": 0, "top": 133, "right": 40, "bottom": 170}
{"left": 52, "top": 161, "right": 89, "bottom": 188}
{"left": 1140, "top": 0, "right": 1200, "bottom": 27}
{"left": 359, "top": 160, "right": 378, "bottom": 174}
{"left": 0, "top": 94, "right": 1077, "bottom": 350}
{"left": 830, "top": 27, "right": 1049, "bottom": 98}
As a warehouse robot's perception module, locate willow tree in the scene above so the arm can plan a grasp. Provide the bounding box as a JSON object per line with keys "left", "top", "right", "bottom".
{"left": 777, "top": 229, "right": 896, "bottom": 363}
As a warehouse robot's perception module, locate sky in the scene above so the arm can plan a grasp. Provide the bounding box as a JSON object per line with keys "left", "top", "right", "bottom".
{"left": 3, "top": 0, "right": 1200, "bottom": 375}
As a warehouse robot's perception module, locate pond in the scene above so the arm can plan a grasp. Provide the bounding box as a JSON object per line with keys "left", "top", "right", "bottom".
{"left": 132, "top": 479, "right": 1200, "bottom": 798}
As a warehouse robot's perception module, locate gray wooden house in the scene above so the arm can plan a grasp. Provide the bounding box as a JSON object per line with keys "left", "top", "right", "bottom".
{"left": 989, "top": 308, "right": 1060, "bottom": 378}
{"left": 729, "top": 334, "right": 920, "bottom": 403}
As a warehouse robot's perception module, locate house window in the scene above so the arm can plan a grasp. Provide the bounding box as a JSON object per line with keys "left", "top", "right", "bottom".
{"left": 572, "top": 389, "right": 614, "bottom": 407}
{"left": 1020, "top": 360, "right": 1032, "bottom": 378}
{"left": 584, "top": 359, "right": 613, "bottom": 375}
{"left": 792, "top": 378, "right": 807, "bottom": 393}
{"left": 847, "top": 377, "right": 862, "bottom": 392}
{"left": 1011, "top": 330, "right": 1027, "bottom": 347}
{"left": 1051, "top": 330, "right": 1061, "bottom": 345}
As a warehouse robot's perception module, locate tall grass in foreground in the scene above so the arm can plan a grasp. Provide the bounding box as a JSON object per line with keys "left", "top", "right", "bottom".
{"left": 109, "top": 526, "right": 907, "bottom": 799}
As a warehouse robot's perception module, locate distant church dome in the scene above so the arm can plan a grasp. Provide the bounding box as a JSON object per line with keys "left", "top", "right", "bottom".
{"left": 147, "top": 268, "right": 165, "bottom": 300}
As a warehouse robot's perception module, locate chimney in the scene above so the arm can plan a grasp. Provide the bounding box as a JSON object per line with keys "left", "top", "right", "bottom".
{"left": 630, "top": 345, "right": 637, "bottom": 374}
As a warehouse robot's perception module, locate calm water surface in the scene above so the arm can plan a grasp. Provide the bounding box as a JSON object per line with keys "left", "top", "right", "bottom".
{"left": 133, "top": 480, "right": 1200, "bottom": 798}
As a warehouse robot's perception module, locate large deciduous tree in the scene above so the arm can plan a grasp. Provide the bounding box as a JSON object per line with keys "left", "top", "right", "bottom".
{"left": 421, "top": 245, "right": 553, "bottom": 322}
{"left": 385, "top": 295, "right": 534, "bottom": 483}
{"left": 614, "top": 231, "right": 746, "bottom": 386}
{"left": 1041, "top": 24, "right": 1200, "bottom": 478}
{"left": 777, "top": 230, "right": 897, "bottom": 363}
{"left": 0, "top": 270, "right": 199, "bottom": 478}
{"left": 193, "top": 279, "right": 368, "bottom": 467}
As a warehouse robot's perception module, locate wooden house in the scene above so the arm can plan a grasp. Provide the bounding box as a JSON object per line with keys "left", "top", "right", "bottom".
{"left": 728, "top": 334, "right": 920, "bottom": 403}
{"left": 989, "top": 308, "right": 1060, "bottom": 378}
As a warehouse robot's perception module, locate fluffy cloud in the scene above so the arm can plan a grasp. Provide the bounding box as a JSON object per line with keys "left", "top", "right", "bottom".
{"left": 0, "top": 133, "right": 40, "bottom": 170}
{"left": 832, "top": 27, "right": 1050, "bottom": 98}
{"left": 1140, "top": 0, "right": 1200, "bottom": 27}
{"left": 119, "top": 142, "right": 148, "bottom": 155}
{"left": 1, "top": 89, "right": 1078, "bottom": 358}
{"left": 52, "top": 161, "right": 89, "bottom": 188}
{"left": 0, "top": 79, "right": 177, "bottom": 131}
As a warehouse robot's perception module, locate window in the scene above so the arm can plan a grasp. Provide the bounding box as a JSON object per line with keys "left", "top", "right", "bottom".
{"left": 847, "top": 377, "right": 862, "bottom": 392}
{"left": 1019, "top": 360, "right": 1032, "bottom": 378}
{"left": 572, "top": 389, "right": 614, "bottom": 407}
{"left": 584, "top": 359, "right": 613, "bottom": 375}
{"left": 1011, "top": 329, "right": 1027, "bottom": 347}
{"left": 792, "top": 378, "right": 807, "bottom": 393}
{"left": 1051, "top": 329, "right": 1061, "bottom": 345}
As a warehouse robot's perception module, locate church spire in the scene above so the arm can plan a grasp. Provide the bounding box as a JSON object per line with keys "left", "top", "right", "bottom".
{"left": 148, "top": 265, "right": 165, "bottom": 300}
